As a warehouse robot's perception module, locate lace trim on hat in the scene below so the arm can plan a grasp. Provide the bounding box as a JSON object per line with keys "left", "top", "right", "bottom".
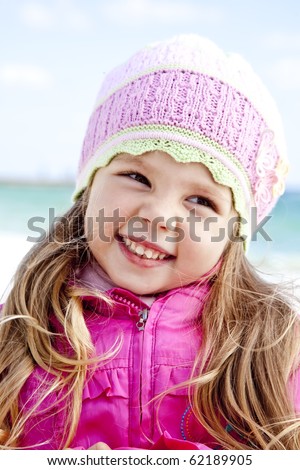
{"left": 76, "top": 126, "right": 250, "bottom": 214}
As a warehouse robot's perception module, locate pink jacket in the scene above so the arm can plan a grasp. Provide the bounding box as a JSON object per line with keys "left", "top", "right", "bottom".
{"left": 18, "top": 265, "right": 300, "bottom": 450}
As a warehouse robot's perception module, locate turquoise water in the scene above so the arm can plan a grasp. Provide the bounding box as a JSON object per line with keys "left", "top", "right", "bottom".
{"left": 0, "top": 183, "right": 74, "bottom": 234}
{"left": 247, "top": 190, "right": 300, "bottom": 256}
{"left": 0, "top": 182, "right": 299, "bottom": 257}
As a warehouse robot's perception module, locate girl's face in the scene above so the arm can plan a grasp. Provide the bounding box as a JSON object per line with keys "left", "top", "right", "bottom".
{"left": 85, "top": 151, "right": 236, "bottom": 295}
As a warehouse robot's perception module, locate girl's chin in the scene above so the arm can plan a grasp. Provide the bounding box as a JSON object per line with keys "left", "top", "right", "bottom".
{"left": 109, "top": 272, "right": 190, "bottom": 297}
{"left": 112, "top": 278, "right": 162, "bottom": 296}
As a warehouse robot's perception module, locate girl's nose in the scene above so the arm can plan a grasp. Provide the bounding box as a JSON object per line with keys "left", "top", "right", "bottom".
{"left": 135, "top": 194, "right": 183, "bottom": 232}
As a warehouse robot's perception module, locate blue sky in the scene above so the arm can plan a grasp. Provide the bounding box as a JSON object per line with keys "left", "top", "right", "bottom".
{"left": 1, "top": 0, "right": 300, "bottom": 189}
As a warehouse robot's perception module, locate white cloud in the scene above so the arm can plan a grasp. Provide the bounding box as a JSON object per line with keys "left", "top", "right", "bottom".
{"left": 19, "top": 0, "right": 91, "bottom": 31}
{"left": 100, "top": 0, "right": 223, "bottom": 24}
{"left": 20, "top": 3, "right": 54, "bottom": 29}
{"left": 0, "top": 64, "right": 53, "bottom": 89}
{"left": 268, "top": 57, "right": 300, "bottom": 90}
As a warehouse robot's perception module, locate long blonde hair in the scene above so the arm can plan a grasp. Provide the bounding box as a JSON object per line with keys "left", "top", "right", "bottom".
{"left": 0, "top": 187, "right": 118, "bottom": 448}
{"left": 0, "top": 189, "right": 299, "bottom": 449}
{"left": 190, "top": 242, "right": 300, "bottom": 449}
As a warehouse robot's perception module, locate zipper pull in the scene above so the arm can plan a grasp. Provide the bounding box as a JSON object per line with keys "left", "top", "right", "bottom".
{"left": 136, "top": 308, "right": 149, "bottom": 331}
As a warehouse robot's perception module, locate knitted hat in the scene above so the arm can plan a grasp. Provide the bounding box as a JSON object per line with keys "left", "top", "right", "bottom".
{"left": 74, "top": 35, "right": 288, "bottom": 242}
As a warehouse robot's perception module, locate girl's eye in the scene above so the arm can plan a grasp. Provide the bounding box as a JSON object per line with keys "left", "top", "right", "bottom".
{"left": 121, "top": 172, "right": 150, "bottom": 186}
{"left": 188, "top": 196, "right": 215, "bottom": 209}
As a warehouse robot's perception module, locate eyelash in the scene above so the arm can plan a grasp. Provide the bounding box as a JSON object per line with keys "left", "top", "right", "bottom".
{"left": 119, "top": 171, "right": 151, "bottom": 186}
{"left": 119, "top": 171, "right": 216, "bottom": 210}
{"left": 188, "top": 196, "right": 215, "bottom": 209}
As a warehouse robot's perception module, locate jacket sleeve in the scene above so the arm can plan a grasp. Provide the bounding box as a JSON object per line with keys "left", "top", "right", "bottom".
{"left": 115, "top": 432, "right": 211, "bottom": 450}
{"left": 150, "top": 432, "right": 211, "bottom": 450}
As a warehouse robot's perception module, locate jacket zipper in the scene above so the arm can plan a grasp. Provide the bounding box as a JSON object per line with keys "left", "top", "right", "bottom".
{"left": 136, "top": 308, "right": 149, "bottom": 442}
{"left": 136, "top": 308, "right": 149, "bottom": 331}
{"left": 106, "top": 291, "right": 151, "bottom": 446}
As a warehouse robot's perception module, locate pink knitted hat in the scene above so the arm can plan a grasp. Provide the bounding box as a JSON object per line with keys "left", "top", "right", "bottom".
{"left": 74, "top": 35, "right": 288, "bottom": 240}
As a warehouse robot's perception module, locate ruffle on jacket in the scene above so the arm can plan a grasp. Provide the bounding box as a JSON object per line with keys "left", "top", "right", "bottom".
{"left": 82, "top": 367, "right": 129, "bottom": 400}
{"left": 153, "top": 363, "right": 194, "bottom": 396}
{"left": 82, "top": 362, "right": 195, "bottom": 403}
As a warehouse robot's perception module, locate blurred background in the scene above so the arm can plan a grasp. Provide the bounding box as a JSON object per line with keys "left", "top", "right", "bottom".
{"left": 1, "top": 0, "right": 300, "bottom": 301}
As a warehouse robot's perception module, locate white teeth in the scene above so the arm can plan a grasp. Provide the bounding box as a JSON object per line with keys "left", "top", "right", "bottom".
{"left": 122, "top": 237, "right": 168, "bottom": 260}
{"left": 135, "top": 245, "right": 145, "bottom": 255}
{"left": 144, "top": 249, "right": 153, "bottom": 259}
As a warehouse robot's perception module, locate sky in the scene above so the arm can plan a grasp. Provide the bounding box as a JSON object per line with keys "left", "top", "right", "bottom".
{"left": 0, "top": 0, "right": 300, "bottom": 189}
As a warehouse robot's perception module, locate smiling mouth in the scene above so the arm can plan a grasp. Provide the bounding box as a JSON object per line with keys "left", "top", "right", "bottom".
{"left": 118, "top": 235, "right": 174, "bottom": 261}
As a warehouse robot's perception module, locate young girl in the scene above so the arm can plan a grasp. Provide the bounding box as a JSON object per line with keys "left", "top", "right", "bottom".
{"left": 0, "top": 35, "right": 299, "bottom": 450}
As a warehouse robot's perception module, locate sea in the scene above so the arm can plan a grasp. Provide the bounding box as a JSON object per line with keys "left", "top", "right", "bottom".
{"left": 0, "top": 182, "right": 300, "bottom": 301}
